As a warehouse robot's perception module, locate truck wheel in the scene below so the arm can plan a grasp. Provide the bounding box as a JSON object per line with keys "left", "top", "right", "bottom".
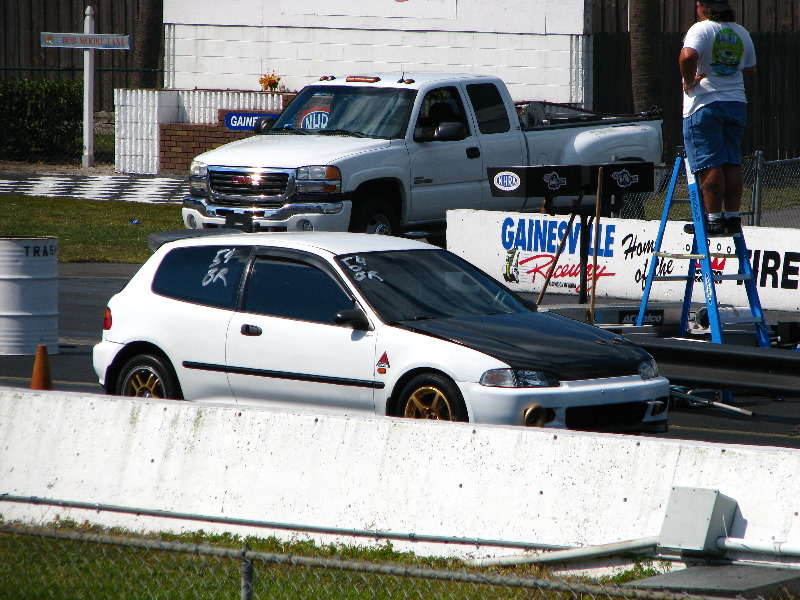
{"left": 349, "top": 197, "right": 398, "bottom": 235}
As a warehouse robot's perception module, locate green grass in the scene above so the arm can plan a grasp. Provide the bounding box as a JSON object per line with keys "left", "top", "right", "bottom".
{"left": 2, "top": 523, "right": 587, "bottom": 600}
{"left": 0, "top": 194, "right": 183, "bottom": 263}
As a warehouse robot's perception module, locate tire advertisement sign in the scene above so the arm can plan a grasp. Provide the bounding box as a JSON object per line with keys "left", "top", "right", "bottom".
{"left": 447, "top": 210, "right": 800, "bottom": 312}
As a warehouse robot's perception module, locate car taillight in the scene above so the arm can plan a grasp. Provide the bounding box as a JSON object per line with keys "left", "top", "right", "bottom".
{"left": 103, "top": 307, "right": 112, "bottom": 330}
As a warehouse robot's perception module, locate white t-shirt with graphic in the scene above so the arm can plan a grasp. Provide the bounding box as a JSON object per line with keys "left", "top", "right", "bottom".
{"left": 682, "top": 20, "right": 756, "bottom": 117}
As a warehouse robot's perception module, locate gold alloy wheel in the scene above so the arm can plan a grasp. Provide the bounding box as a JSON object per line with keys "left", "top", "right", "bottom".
{"left": 403, "top": 385, "right": 456, "bottom": 420}
{"left": 122, "top": 366, "right": 165, "bottom": 398}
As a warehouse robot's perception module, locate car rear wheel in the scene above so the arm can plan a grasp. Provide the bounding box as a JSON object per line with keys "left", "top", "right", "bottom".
{"left": 397, "top": 373, "right": 467, "bottom": 422}
{"left": 116, "top": 353, "right": 182, "bottom": 400}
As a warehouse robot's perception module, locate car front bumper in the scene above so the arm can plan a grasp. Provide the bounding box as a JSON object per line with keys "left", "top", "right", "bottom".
{"left": 462, "top": 375, "right": 670, "bottom": 432}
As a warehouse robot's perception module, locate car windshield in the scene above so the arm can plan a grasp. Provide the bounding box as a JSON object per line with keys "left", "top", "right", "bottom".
{"left": 336, "top": 249, "right": 532, "bottom": 322}
{"left": 271, "top": 85, "right": 417, "bottom": 139}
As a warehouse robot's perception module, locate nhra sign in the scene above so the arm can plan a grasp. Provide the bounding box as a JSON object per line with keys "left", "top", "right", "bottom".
{"left": 300, "top": 109, "right": 330, "bottom": 129}
{"left": 488, "top": 162, "right": 654, "bottom": 197}
{"left": 224, "top": 112, "right": 280, "bottom": 131}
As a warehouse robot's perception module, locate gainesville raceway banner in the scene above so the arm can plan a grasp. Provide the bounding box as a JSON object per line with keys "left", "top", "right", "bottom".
{"left": 447, "top": 209, "right": 800, "bottom": 312}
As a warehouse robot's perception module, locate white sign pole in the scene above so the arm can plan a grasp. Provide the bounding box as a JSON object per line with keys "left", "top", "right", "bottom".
{"left": 82, "top": 6, "right": 95, "bottom": 169}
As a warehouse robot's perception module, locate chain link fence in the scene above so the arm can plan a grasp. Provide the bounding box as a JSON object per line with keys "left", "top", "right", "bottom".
{"left": 622, "top": 155, "right": 800, "bottom": 229}
{"left": 0, "top": 522, "right": 713, "bottom": 600}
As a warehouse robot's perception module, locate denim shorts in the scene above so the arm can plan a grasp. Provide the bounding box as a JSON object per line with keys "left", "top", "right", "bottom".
{"left": 683, "top": 101, "right": 747, "bottom": 173}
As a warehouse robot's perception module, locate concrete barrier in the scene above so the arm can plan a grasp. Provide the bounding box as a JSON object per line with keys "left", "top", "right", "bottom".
{"left": 1, "top": 389, "right": 799, "bottom": 570}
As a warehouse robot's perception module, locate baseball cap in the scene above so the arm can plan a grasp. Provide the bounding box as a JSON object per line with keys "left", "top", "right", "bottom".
{"left": 699, "top": 0, "right": 732, "bottom": 11}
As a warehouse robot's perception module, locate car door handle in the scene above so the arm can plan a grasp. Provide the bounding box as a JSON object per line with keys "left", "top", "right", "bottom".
{"left": 240, "top": 324, "right": 262, "bottom": 336}
{"left": 466, "top": 146, "right": 481, "bottom": 159}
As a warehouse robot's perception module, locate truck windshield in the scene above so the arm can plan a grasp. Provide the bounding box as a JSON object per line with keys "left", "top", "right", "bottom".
{"left": 271, "top": 85, "right": 417, "bottom": 139}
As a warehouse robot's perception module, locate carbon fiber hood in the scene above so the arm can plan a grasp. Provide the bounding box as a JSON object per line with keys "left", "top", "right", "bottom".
{"left": 398, "top": 311, "right": 652, "bottom": 380}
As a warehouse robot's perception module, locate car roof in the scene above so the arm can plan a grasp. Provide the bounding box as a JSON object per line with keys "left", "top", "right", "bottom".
{"left": 158, "top": 231, "right": 437, "bottom": 256}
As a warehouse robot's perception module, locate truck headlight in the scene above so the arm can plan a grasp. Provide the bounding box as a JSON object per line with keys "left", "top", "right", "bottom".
{"left": 296, "top": 165, "right": 341, "bottom": 194}
{"left": 189, "top": 160, "right": 209, "bottom": 195}
{"left": 639, "top": 359, "right": 659, "bottom": 380}
{"left": 480, "top": 369, "right": 559, "bottom": 388}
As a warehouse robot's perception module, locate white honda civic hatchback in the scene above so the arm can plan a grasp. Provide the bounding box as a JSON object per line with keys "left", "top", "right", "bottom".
{"left": 93, "top": 232, "right": 669, "bottom": 432}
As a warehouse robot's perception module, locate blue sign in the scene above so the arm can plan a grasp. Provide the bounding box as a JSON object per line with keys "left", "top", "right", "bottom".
{"left": 300, "top": 110, "right": 329, "bottom": 129}
{"left": 225, "top": 112, "right": 279, "bottom": 131}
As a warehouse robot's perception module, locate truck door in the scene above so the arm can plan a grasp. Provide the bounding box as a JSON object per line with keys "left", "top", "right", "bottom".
{"left": 464, "top": 82, "right": 527, "bottom": 212}
{"left": 408, "top": 86, "right": 483, "bottom": 221}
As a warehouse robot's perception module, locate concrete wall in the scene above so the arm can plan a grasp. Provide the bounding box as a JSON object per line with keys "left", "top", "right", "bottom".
{"left": 161, "top": 0, "right": 592, "bottom": 105}
{"left": 447, "top": 210, "right": 800, "bottom": 313}
{"left": 2, "top": 389, "right": 800, "bottom": 571}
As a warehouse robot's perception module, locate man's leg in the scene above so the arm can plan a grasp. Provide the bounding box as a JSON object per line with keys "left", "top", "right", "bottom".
{"left": 697, "top": 166, "right": 726, "bottom": 213}
{"left": 722, "top": 163, "right": 743, "bottom": 213}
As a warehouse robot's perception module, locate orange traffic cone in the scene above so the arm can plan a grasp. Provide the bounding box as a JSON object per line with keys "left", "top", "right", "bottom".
{"left": 30, "top": 344, "right": 53, "bottom": 390}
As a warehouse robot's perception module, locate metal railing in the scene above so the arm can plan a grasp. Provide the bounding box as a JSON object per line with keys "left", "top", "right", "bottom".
{"left": 0, "top": 495, "right": 751, "bottom": 600}
{"left": 623, "top": 154, "right": 800, "bottom": 229}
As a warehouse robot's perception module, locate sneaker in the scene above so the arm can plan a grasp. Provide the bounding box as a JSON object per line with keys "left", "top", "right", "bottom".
{"left": 724, "top": 216, "right": 742, "bottom": 234}
{"left": 706, "top": 219, "right": 726, "bottom": 235}
{"left": 683, "top": 218, "right": 726, "bottom": 236}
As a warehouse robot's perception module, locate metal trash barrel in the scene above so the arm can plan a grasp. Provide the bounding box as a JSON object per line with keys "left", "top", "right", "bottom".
{"left": 0, "top": 237, "right": 59, "bottom": 355}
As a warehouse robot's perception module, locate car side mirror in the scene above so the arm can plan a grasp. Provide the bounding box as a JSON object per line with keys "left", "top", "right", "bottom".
{"left": 334, "top": 308, "right": 371, "bottom": 330}
{"left": 254, "top": 116, "right": 275, "bottom": 134}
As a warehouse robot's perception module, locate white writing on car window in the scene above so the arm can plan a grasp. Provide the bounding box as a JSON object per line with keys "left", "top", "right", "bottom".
{"left": 202, "top": 248, "right": 236, "bottom": 287}
{"left": 341, "top": 255, "right": 384, "bottom": 282}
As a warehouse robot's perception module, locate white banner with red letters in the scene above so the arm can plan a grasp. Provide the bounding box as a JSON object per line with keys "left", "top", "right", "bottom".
{"left": 447, "top": 209, "right": 800, "bottom": 312}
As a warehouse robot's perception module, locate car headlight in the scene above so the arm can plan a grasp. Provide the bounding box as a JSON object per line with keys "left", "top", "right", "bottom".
{"left": 189, "top": 160, "right": 209, "bottom": 195}
{"left": 480, "top": 369, "right": 559, "bottom": 388}
{"left": 295, "top": 165, "right": 341, "bottom": 194}
{"left": 639, "top": 359, "right": 659, "bottom": 380}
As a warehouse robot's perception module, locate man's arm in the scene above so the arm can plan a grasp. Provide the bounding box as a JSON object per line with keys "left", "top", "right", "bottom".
{"left": 679, "top": 47, "right": 702, "bottom": 92}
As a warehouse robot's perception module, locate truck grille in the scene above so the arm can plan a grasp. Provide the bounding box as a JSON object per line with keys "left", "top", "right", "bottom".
{"left": 565, "top": 401, "right": 649, "bottom": 432}
{"left": 209, "top": 169, "right": 290, "bottom": 204}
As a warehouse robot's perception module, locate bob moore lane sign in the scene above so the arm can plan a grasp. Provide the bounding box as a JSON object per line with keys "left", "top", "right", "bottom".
{"left": 41, "top": 32, "right": 130, "bottom": 50}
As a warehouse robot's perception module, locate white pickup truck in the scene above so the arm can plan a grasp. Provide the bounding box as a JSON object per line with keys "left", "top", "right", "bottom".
{"left": 183, "top": 72, "right": 663, "bottom": 235}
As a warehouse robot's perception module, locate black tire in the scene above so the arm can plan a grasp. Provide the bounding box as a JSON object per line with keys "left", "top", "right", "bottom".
{"left": 349, "top": 197, "right": 398, "bottom": 235}
{"left": 115, "top": 353, "right": 183, "bottom": 400}
{"left": 396, "top": 373, "right": 468, "bottom": 422}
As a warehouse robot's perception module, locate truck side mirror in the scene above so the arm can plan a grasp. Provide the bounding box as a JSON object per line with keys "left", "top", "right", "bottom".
{"left": 435, "top": 122, "right": 467, "bottom": 141}
{"left": 413, "top": 122, "right": 467, "bottom": 142}
{"left": 254, "top": 116, "right": 275, "bottom": 134}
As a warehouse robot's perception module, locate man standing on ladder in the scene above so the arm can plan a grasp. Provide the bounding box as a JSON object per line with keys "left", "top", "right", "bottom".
{"left": 679, "top": 0, "right": 756, "bottom": 236}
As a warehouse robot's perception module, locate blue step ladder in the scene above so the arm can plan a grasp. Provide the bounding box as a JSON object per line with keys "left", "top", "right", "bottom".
{"left": 636, "top": 153, "right": 770, "bottom": 348}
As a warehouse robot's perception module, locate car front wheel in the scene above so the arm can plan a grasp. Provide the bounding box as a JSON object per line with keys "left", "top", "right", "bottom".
{"left": 396, "top": 373, "right": 468, "bottom": 422}
{"left": 116, "top": 353, "right": 183, "bottom": 400}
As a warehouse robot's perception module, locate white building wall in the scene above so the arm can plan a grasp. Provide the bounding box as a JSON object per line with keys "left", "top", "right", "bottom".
{"left": 115, "top": 89, "right": 284, "bottom": 174}
{"left": 162, "top": 0, "right": 593, "bottom": 106}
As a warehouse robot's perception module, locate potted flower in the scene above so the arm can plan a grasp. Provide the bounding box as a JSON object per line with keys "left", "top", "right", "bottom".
{"left": 259, "top": 70, "right": 281, "bottom": 91}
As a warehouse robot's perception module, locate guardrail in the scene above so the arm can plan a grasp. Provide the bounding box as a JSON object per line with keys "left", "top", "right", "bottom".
{"left": 628, "top": 335, "right": 800, "bottom": 396}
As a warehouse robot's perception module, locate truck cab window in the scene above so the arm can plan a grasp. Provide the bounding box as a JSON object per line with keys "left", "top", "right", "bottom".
{"left": 416, "top": 87, "right": 470, "bottom": 134}
{"left": 466, "top": 83, "right": 510, "bottom": 134}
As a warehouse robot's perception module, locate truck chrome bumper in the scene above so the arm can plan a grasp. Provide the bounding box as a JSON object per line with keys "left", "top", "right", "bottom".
{"left": 182, "top": 196, "right": 352, "bottom": 231}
